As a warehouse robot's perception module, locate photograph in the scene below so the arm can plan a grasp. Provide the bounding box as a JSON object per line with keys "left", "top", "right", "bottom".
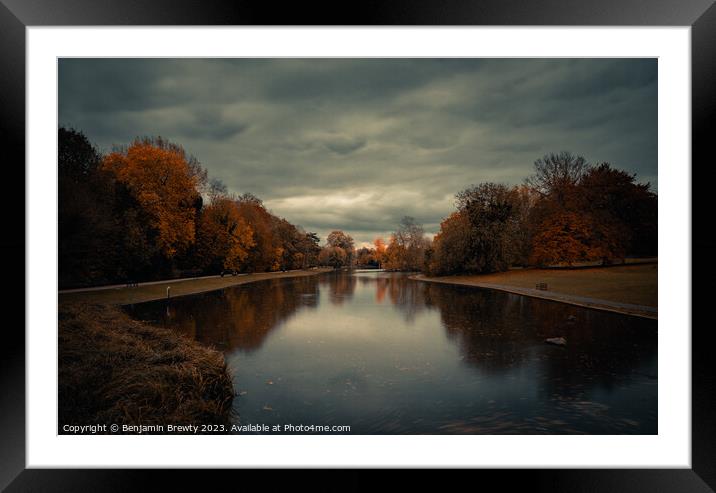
{"left": 1, "top": 0, "right": 711, "bottom": 485}
{"left": 56, "top": 57, "right": 659, "bottom": 436}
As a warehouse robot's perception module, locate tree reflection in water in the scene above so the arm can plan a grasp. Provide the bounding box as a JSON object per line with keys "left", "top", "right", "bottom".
{"left": 126, "top": 271, "right": 657, "bottom": 434}
{"left": 128, "top": 276, "right": 321, "bottom": 353}
{"left": 421, "top": 282, "right": 656, "bottom": 405}
{"left": 319, "top": 271, "right": 357, "bottom": 306}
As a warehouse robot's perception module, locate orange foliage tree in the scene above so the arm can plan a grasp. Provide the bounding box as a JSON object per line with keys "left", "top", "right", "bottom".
{"left": 59, "top": 130, "right": 325, "bottom": 286}
{"left": 102, "top": 138, "right": 203, "bottom": 260}
{"left": 373, "top": 237, "right": 387, "bottom": 265}
{"left": 196, "top": 197, "right": 255, "bottom": 271}
{"left": 383, "top": 236, "right": 405, "bottom": 271}
{"left": 529, "top": 210, "right": 624, "bottom": 266}
{"left": 383, "top": 217, "right": 429, "bottom": 271}
{"left": 235, "top": 195, "right": 281, "bottom": 272}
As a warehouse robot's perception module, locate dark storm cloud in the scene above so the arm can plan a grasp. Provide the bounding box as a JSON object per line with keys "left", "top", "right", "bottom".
{"left": 58, "top": 58, "right": 657, "bottom": 246}
{"left": 323, "top": 136, "right": 367, "bottom": 155}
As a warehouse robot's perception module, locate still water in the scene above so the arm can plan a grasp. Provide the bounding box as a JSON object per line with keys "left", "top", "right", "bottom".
{"left": 128, "top": 270, "right": 657, "bottom": 434}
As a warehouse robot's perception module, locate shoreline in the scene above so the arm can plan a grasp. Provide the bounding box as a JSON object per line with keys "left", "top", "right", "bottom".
{"left": 59, "top": 303, "right": 235, "bottom": 433}
{"left": 58, "top": 268, "right": 334, "bottom": 432}
{"left": 59, "top": 268, "right": 334, "bottom": 306}
{"left": 411, "top": 273, "right": 657, "bottom": 320}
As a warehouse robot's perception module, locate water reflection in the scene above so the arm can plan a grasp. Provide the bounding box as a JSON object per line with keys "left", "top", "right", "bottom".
{"left": 127, "top": 271, "right": 657, "bottom": 434}
{"left": 130, "top": 276, "right": 320, "bottom": 352}
{"left": 423, "top": 283, "right": 656, "bottom": 380}
{"left": 372, "top": 273, "right": 428, "bottom": 322}
{"left": 320, "top": 271, "right": 357, "bottom": 306}
{"left": 421, "top": 283, "right": 657, "bottom": 432}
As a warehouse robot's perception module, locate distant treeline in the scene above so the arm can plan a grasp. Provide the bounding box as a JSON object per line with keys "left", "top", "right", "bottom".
{"left": 351, "top": 152, "right": 657, "bottom": 275}
{"left": 59, "top": 128, "right": 322, "bottom": 288}
{"left": 59, "top": 128, "right": 657, "bottom": 287}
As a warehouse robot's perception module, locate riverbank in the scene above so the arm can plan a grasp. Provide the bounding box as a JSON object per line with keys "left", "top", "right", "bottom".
{"left": 59, "top": 268, "right": 334, "bottom": 305}
{"left": 413, "top": 263, "right": 657, "bottom": 319}
{"left": 59, "top": 303, "right": 235, "bottom": 432}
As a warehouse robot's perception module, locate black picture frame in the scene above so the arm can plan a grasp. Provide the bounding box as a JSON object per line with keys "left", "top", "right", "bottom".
{"left": 2, "top": 0, "right": 714, "bottom": 490}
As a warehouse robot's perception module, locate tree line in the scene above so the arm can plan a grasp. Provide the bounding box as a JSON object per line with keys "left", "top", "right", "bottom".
{"left": 348, "top": 152, "right": 657, "bottom": 275}
{"left": 59, "top": 128, "right": 322, "bottom": 288}
{"left": 59, "top": 128, "right": 656, "bottom": 286}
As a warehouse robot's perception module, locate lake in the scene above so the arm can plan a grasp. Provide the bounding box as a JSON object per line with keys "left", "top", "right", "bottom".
{"left": 127, "top": 270, "right": 657, "bottom": 434}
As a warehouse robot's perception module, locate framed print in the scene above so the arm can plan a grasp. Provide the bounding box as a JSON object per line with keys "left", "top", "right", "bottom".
{"left": 2, "top": 0, "right": 714, "bottom": 490}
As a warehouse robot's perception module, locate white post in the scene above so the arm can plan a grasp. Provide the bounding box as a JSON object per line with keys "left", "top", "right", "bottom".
{"left": 167, "top": 286, "right": 171, "bottom": 299}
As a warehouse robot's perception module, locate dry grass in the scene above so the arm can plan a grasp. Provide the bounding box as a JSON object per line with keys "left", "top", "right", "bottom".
{"left": 425, "top": 263, "right": 657, "bottom": 308}
{"left": 59, "top": 303, "right": 235, "bottom": 432}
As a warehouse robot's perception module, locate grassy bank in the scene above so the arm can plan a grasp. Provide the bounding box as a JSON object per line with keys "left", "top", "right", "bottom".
{"left": 59, "top": 303, "right": 235, "bottom": 433}
{"left": 59, "top": 268, "right": 334, "bottom": 305}
{"left": 414, "top": 263, "right": 657, "bottom": 319}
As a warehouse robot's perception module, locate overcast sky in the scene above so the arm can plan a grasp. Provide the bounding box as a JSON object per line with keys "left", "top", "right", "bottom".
{"left": 58, "top": 58, "right": 657, "bottom": 247}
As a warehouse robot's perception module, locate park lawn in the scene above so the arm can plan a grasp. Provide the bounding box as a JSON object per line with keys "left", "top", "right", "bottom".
{"left": 424, "top": 263, "right": 657, "bottom": 308}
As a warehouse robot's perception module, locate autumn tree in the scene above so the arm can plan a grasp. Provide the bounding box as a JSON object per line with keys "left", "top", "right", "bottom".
{"left": 272, "top": 218, "right": 315, "bottom": 271}
{"left": 196, "top": 197, "right": 255, "bottom": 272}
{"left": 102, "top": 137, "right": 204, "bottom": 261}
{"left": 319, "top": 246, "right": 347, "bottom": 268}
{"left": 232, "top": 195, "right": 322, "bottom": 272}
{"left": 373, "top": 237, "right": 387, "bottom": 268}
{"left": 529, "top": 211, "right": 617, "bottom": 266}
{"left": 426, "top": 212, "right": 473, "bottom": 275}
{"left": 383, "top": 236, "right": 406, "bottom": 271}
{"left": 235, "top": 196, "right": 281, "bottom": 272}
{"left": 60, "top": 127, "right": 658, "bottom": 287}
{"left": 356, "top": 247, "right": 379, "bottom": 268}
{"left": 529, "top": 160, "right": 656, "bottom": 266}
{"left": 326, "top": 230, "right": 355, "bottom": 267}
{"left": 59, "top": 130, "right": 326, "bottom": 285}
{"left": 383, "top": 217, "right": 430, "bottom": 271}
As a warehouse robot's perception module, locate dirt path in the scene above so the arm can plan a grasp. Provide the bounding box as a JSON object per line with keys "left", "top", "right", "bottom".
{"left": 412, "top": 263, "right": 657, "bottom": 319}
{"left": 59, "top": 268, "right": 334, "bottom": 305}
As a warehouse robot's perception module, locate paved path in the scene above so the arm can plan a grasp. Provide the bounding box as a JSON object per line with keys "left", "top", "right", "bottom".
{"left": 412, "top": 275, "right": 657, "bottom": 320}
{"left": 59, "top": 269, "right": 331, "bottom": 305}
{"left": 57, "top": 269, "right": 320, "bottom": 294}
{"left": 58, "top": 273, "right": 232, "bottom": 293}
